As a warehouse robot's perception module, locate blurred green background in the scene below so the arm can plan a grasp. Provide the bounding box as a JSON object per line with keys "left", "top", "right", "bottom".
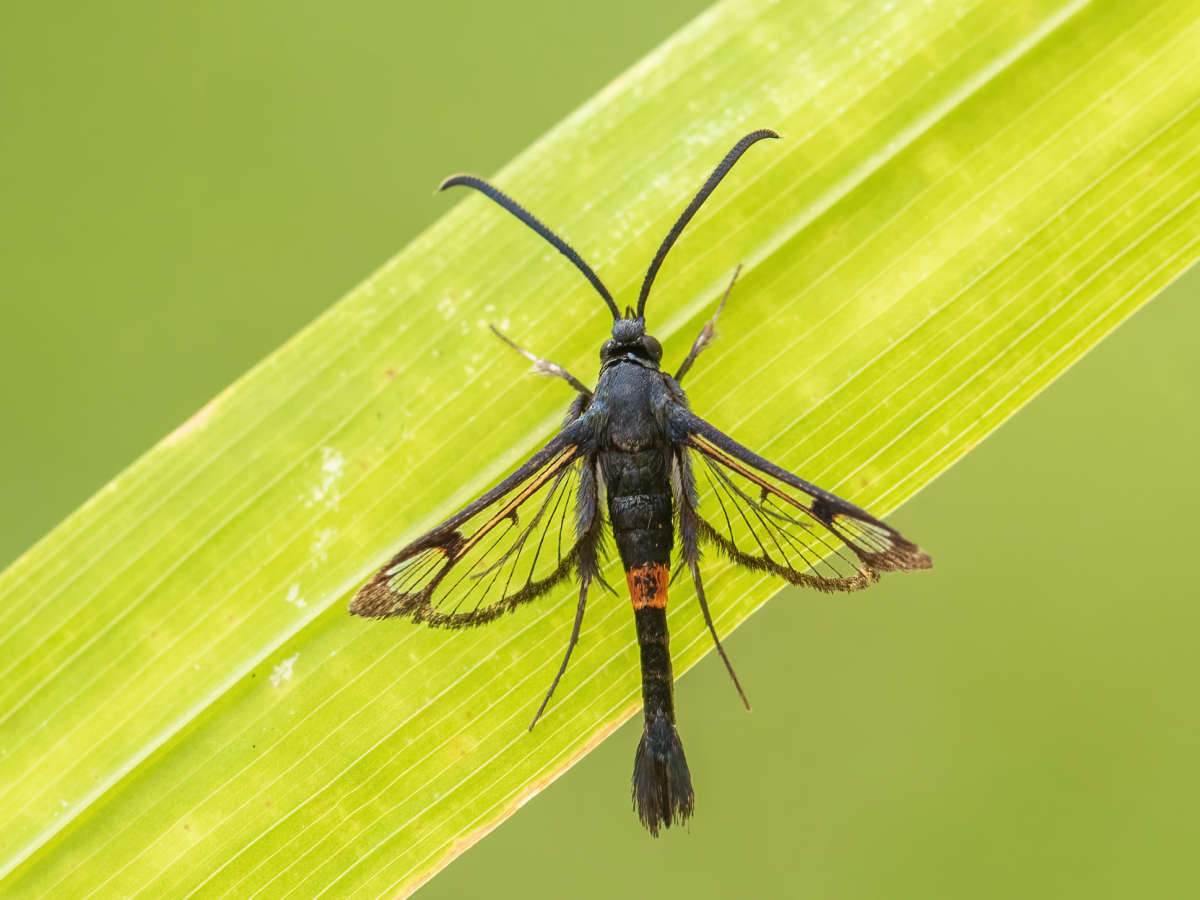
{"left": 2, "top": 1, "right": 1197, "bottom": 898}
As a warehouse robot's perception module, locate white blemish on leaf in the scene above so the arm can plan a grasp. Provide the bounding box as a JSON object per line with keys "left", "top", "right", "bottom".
{"left": 307, "top": 447, "right": 345, "bottom": 508}
{"left": 284, "top": 584, "right": 307, "bottom": 609}
{"left": 309, "top": 527, "right": 336, "bottom": 565}
{"left": 270, "top": 653, "right": 299, "bottom": 687}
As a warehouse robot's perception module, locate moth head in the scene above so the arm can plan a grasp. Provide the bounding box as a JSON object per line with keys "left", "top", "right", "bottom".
{"left": 611, "top": 316, "right": 645, "bottom": 343}
{"left": 602, "top": 316, "right": 662, "bottom": 365}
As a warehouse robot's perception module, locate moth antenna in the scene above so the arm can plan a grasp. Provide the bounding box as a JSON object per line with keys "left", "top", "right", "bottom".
{"left": 636, "top": 129, "right": 779, "bottom": 318}
{"left": 439, "top": 174, "right": 621, "bottom": 320}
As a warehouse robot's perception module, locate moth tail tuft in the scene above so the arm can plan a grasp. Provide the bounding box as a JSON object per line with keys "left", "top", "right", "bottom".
{"left": 631, "top": 713, "right": 693, "bottom": 836}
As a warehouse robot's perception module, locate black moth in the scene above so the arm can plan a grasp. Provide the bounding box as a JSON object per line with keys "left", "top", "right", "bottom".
{"left": 350, "top": 130, "right": 932, "bottom": 836}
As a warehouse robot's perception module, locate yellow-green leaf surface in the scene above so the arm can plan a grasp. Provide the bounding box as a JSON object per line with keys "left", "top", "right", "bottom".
{"left": 2, "top": 0, "right": 1198, "bottom": 895}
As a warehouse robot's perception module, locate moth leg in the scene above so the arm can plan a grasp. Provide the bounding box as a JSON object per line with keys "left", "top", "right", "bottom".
{"left": 688, "top": 559, "right": 750, "bottom": 710}
{"left": 674, "top": 446, "right": 750, "bottom": 709}
{"left": 529, "top": 576, "right": 590, "bottom": 730}
{"left": 674, "top": 264, "right": 741, "bottom": 384}
{"left": 490, "top": 325, "right": 592, "bottom": 398}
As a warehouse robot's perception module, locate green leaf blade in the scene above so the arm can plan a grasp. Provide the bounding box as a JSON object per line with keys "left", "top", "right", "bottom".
{"left": 2, "top": 0, "right": 1198, "bottom": 895}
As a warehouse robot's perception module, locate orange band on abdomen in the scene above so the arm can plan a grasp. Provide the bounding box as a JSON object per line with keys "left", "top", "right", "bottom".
{"left": 626, "top": 563, "right": 669, "bottom": 610}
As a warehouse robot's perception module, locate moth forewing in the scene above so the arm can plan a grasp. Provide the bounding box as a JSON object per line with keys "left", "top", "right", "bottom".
{"left": 350, "top": 424, "right": 596, "bottom": 627}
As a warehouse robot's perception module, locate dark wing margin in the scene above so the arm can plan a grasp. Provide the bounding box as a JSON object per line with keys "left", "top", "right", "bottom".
{"left": 350, "top": 419, "right": 597, "bottom": 627}
{"left": 672, "top": 408, "right": 931, "bottom": 591}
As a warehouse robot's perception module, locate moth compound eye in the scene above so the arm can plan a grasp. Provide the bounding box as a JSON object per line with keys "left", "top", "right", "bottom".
{"left": 600, "top": 340, "right": 616, "bottom": 360}
{"left": 641, "top": 335, "right": 662, "bottom": 362}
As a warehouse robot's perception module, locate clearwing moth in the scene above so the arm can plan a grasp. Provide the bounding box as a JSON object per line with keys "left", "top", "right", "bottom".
{"left": 351, "top": 130, "right": 932, "bottom": 835}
